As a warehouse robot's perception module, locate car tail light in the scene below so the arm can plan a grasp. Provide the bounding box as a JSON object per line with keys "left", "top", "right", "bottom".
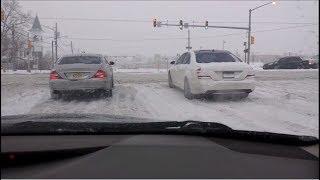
{"left": 93, "top": 69, "right": 107, "bottom": 79}
{"left": 50, "top": 70, "right": 62, "bottom": 80}
{"left": 196, "top": 67, "right": 211, "bottom": 79}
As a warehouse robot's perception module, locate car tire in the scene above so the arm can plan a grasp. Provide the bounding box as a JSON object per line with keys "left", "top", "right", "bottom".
{"left": 184, "top": 79, "right": 194, "bottom": 100}
{"left": 168, "top": 72, "right": 174, "bottom": 88}
{"left": 51, "top": 90, "right": 61, "bottom": 100}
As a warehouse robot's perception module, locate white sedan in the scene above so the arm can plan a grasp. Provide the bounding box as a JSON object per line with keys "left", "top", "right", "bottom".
{"left": 168, "top": 49, "right": 255, "bottom": 99}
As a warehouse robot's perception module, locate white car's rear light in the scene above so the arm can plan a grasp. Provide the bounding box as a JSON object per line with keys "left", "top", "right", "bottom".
{"left": 196, "top": 67, "right": 212, "bottom": 79}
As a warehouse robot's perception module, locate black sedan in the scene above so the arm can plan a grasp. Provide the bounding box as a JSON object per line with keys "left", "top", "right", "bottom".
{"left": 263, "top": 56, "right": 307, "bottom": 70}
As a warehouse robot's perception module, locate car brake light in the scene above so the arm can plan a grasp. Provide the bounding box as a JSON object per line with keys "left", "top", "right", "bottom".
{"left": 50, "top": 70, "right": 62, "bottom": 80}
{"left": 93, "top": 70, "right": 107, "bottom": 79}
{"left": 196, "top": 67, "right": 211, "bottom": 79}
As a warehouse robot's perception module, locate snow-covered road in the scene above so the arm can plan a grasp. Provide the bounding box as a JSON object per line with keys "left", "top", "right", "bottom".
{"left": 1, "top": 69, "right": 318, "bottom": 137}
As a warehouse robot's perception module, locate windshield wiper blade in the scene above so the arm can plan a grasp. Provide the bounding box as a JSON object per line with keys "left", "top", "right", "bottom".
{"left": 169, "top": 121, "right": 318, "bottom": 146}
{"left": 1, "top": 120, "right": 318, "bottom": 146}
{"left": 0, "top": 120, "right": 231, "bottom": 135}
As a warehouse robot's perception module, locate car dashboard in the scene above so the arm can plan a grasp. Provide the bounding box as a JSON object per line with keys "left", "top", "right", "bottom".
{"left": 1, "top": 134, "right": 319, "bottom": 178}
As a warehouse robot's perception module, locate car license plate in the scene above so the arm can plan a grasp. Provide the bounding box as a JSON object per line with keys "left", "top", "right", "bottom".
{"left": 223, "top": 72, "right": 235, "bottom": 78}
{"left": 72, "top": 72, "right": 83, "bottom": 79}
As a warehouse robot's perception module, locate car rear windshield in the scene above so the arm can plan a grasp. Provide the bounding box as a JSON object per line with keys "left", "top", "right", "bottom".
{"left": 58, "top": 56, "right": 102, "bottom": 65}
{"left": 195, "top": 52, "right": 241, "bottom": 63}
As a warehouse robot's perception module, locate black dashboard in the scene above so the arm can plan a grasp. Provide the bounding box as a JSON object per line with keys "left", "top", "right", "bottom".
{"left": 1, "top": 134, "right": 319, "bottom": 178}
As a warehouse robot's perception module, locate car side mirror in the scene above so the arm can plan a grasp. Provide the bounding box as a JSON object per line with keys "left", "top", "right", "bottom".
{"left": 170, "top": 61, "right": 175, "bottom": 65}
{"left": 109, "top": 61, "right": 114, "bottom": 65}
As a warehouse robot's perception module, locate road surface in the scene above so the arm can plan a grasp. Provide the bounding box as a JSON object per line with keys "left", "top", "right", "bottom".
{"left": 1, "top": 69, "right": 319, "bottom": 137}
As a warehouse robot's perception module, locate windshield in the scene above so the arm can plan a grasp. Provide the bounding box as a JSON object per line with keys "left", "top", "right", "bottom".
{"left": 58, "top": 56, "right": 102, "bottom": 65}
{"left": 195, "top": 52, "right": 241, "bottom": 63}
{"left": 1, "top": 0, "right": 319, "bottom": 140}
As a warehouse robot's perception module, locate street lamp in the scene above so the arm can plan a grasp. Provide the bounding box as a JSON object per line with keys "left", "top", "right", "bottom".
{"left": 247, "top": 1, "right": 276, "bottom": 64}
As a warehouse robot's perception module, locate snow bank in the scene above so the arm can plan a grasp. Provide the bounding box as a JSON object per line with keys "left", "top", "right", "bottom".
{"left": 250, "top": 62, "right": 264, "bottom": 70}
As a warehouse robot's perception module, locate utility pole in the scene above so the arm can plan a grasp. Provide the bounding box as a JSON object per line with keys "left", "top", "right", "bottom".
{"left": 247, "top": 1, "right": 276, "bottom": 64}
{"left": 244, "top": 42, "right": 247, "bottom": 63}
{"left": 27, "top": 33, "right": 31, "bottom": 73}
{"left": 70, "top": 41, "right": 74, "bottom": 54}
{"left": 252, "top": 51, "right": 255, "bottom": 63}
{"left": 222, "top": 40, "right": 226, "bottom": 50}
{"left": 51, "top": 41, "right": 54, "bottom": 67}
{"left": 11, "top": 24, "right": 17, "bottom": 71}
{"left": 247, "top": 9, "right": 252, "bottom": 64}
{"left": 186, "top": 28, "right": 192, "bottom": 51}
{"left": 54, "top": 22, "right": 58, "bottom": 61}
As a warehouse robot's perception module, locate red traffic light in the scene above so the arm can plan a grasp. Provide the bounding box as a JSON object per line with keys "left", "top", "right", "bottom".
{"left": 153, "top": 19, "right": 157, "bottom": 27}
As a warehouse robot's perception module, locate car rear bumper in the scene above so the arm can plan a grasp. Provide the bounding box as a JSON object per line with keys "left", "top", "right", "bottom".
{"left": 49, "top": 78, "right": 110, "bottom": 91}
{"left": 190, "top": 78, "right": 255, "bottom": 94}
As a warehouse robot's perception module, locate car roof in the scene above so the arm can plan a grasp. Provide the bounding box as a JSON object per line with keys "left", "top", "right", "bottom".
{"left": 193, "top": 49, "right": 231, "bottom": 53}
{"left": 281, "top": 56, "right": 301, "bottom": 58}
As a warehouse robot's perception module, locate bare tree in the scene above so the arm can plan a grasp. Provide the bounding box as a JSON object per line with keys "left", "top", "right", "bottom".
{"left": 1, "top": 0, "right": 32, "bottom": 70}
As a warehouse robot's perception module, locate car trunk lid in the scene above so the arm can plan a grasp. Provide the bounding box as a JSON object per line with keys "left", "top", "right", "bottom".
{"left": 197, "top": 62, "right": 252, "bottom": 81}
{"left": 55, "top": 64, "right": 103, "bottom": 80}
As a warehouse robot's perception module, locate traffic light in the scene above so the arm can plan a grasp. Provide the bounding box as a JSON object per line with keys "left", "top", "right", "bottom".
{"left": 205, "top": 21, "right": 208, "bottom": 29}
{"left": 153, "top": 19, "right": 157, "bottom": 27}
{"left": 27, "top": 39, "right": 32, "bottom": 49}
{"left": 250, "top": 36, "right": 255, "bottom": 44}
{"left": 179, "top": 20, "right": 183, "bottom": 30}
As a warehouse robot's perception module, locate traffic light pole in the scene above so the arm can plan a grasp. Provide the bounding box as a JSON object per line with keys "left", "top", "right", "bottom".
{"left": 27, "top": 33, "right": 31, "bottom": 73}
{"left": 186, "top": 28, "right": 191, "bottom": 51}
{"left": 154, "top": 20, "right": 249, "bottom": 52}
{"left": 55, "top": 23, "right": 58, "bottom": 62}
{"left": 247, "top": 9, "right": 252, "bottom": 64}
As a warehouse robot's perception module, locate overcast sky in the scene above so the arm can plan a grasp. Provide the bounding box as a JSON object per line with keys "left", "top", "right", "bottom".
{"left": 20, "top": 0, "right": 319, "bottom": 57}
